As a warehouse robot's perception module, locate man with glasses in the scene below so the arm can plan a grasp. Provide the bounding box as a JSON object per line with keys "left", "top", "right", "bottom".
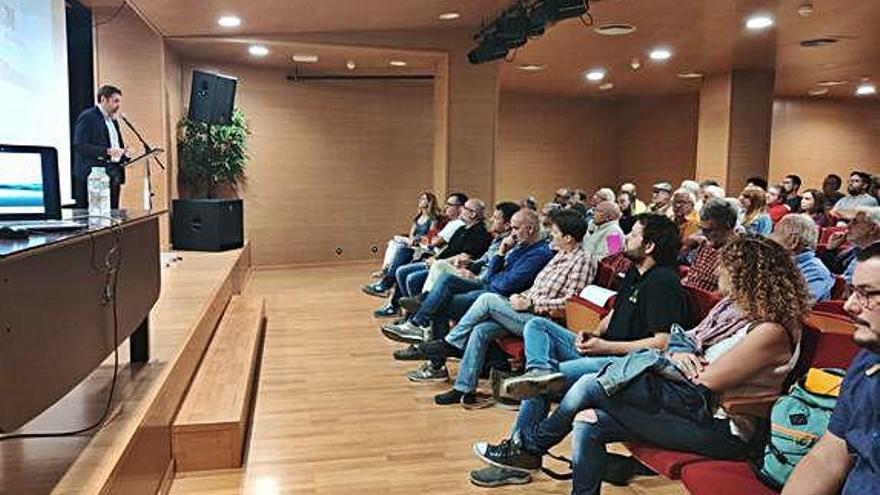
{"left": 783, "top": 242, "right": 880, "bottom": 495}
{"left": 821, "top": 208, "right": 880, "bottom": 284}
{"left": 682, "top": 198, "right": 738, "bottom": 293}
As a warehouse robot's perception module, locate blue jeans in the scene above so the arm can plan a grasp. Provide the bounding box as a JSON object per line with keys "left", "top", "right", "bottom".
{"left": 411, "top": 271, "right": 485, "bottom": 327}
{"left": 522, "top": 318, "right": 584, "bottom": 372}
{"left": 447, "top": 293, "right": 538, "bottom": 393}
{"left": 392, "top": 262, "right": 428, "bottom": 306}
{"left": 427, "top": 290, "right": 485, "bottom": 366}
{"left": 379, "top": 246, "right": 414, "bottom": 290}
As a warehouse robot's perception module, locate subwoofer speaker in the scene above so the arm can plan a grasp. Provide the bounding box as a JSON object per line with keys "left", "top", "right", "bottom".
{"left": 172, "top": 199, "right": 244, "bottom": 251}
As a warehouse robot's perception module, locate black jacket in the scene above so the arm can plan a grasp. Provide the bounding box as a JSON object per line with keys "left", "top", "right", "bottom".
{"left": 73, "top": 106, "right": 126, "bottom": 183}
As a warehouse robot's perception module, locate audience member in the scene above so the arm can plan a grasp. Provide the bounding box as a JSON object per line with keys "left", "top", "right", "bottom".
{"left": 782, "top": 174, "right": 804, "bottom": 212}
{"left": 683, "top": 198, "right": 738, "bottom": 292}
{"left": 783, "top": 243, "right": 880, "bottom": 495}
{"left": 554, "top": 188, "right": 572, "bottom": 206}
{"left": 739, "top": 185, "right": 773, "bottom": 236}
{"left": 833, "top": 172, "right": 879, "bottom": 212}
{"left": 822, "top": 174, "right": 845, "bottom": 211}
{"left": 766, "top": 185, "right": 791, "bottom": 224}
{"left": 701, "top": 184, "right": 726, "bottom": 206}
{"left": 616, "top": 191, "right": 637, "bottom": 234}
{"left": 801, "top": 188, "right": 832, "bottom": 228}
{"left": 771, "top": 214, "right": 835, "bottom": 302}
{"left": 585, "top": 188, "right": 616, "bottom": 230}
{"left": 821, "top": 208, "right": 880, "bottom": 283}
{"left": 582, "top": 201, "right": 625, "bottom": 282}
{"left": 672, "top": 188, "right": 700, "bottom": 242}
{"left": 520, "top": 196, "right": 538, "bottom": 211}
{"left": 569, "top": 189, "right": 589, "bottom": 217}
{"left": 650, "top": 182, "right": 673, "bottom": 217}
{"left": 539, "top": 202, "right": 562, "bottom": 239}
{"left": 419, "top": 209, "right": 590, "bottom": 404}
{"left": 680, "top": 180, "right": 703, "bottom": 211}
{"left": 746, "top": 176, "right": 769, "bottom": 191}
{"left": 620, "top": 182, "right": 648, "bottom": 214}
{"left": 473, "top": 235, "right": 810, "bottom": 494}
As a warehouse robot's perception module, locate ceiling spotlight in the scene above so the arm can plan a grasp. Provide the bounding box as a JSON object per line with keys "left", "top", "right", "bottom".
{"left": 292, "top": 54, "right": 319, "bottom": 63}
{"left": 585, "top": 68, "right": 607, "bottom": 82}
{"left": 816, "top": 79, "right": 848, "bottom": 87}
{"left": 648, "top": 48, "right": 672, "bottom": 61}
{"left": 807, "top": 87, "right": 829, "bottom": 97}
{"left": 630, "top": 58, "right": 641, "bottom": 70}
{"left": 856, "top": 82, "right": 877, "bottom": 96}
{"left": 746, "top": 14, "right": 775, "bottom": 30}
{"left": 594, "top": 23, "right": 637, "bottom": 36}
{"left": 346, "top": 60, "right": 356, "bottom": 70}
{"left": 389, "top": 60, "right": 407, "bottom": 67}
{"left": 599, "top": 82, "right": 614, "bottom": 90}
{"left": 217, "top": 15, "right": 241, "bottom": 27}
{"left": 677, "top": 71, "right": 705, "bottom": 79}
{"left": 797, "top": 3, "right": 814, "bottom": 17}
{"left": 248, "top": 45, "right": 269, "bottom": 57}
{"left": 438, "top": 12, "right": 461, "bottom": 21}
{"left": 517, "top": 63, "right": 546, "bottom": 72}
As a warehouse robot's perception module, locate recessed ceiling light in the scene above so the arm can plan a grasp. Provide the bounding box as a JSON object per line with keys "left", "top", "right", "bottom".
{"left": 816, "top": 79, "right": 848, "bottom": 87}
{"left": 217, "top": 15, "right": 241, "bottom": 27}
{"left": 438, "top": 12, "right": 461, "bottom": 21}
{"left": 630, "top": 58, "right": 641, "bottom": 71}
{"left": 389, "top": 60, "right": 407, "bottom": 67}
{"left": 677, "top": 71, "right": 705, "bottom": 79}
{"left": 248, "top": 45, "right": 269, "bottom": 57}
{"left": 594, "top": 23, "right": 636, "bottom": 36}
{"left": 648, "top": 47, "right": 672, "bottom": 61}
{"left": 584, "top": 68, "right": 607, "bottom": 82}
{"left": 856, "top": 82, "right": 877, "bottom": 96}
{"left": 517, "top": 63, "right": 546, "bottom": 72}
{"left": 346, "top": 60, "right": 356, "bottom": 70}
{"left": 800, "top": 38, "right": 839, "bottom": 48}
{"left": 807, "top": 87, "right": 829, "bottom": 97}
{"left": 599, "top": 82, "right": 614, "bottom": 90}
{"left": 745, "top": 14, "right": 774, "bottom": 30}
{"left": 292, "top": 54, "right": 319, "bottom": 63}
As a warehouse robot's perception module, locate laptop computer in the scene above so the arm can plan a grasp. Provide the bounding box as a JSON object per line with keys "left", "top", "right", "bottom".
{"left": 0, "top": 144, "right": 86, "bottom": 232}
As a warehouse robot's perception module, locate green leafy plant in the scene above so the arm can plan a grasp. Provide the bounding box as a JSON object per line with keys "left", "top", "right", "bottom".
{"left": 177, "top": 109, "right": 250, "bottom": 198}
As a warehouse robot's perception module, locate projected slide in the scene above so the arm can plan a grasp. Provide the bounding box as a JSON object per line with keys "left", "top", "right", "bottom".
{"left": 0, "top": 152, "right": 45, "bottom": 214}
{"left": 0, "top": 0, "right": 72, "bottom": 203}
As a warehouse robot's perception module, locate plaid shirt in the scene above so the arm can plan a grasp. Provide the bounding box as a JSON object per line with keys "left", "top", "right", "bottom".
{"left": 683, "top": 243, "right": 721, "bottom": 292}
{"left": 522, "top": 246, "right": 590, "bottom": 314}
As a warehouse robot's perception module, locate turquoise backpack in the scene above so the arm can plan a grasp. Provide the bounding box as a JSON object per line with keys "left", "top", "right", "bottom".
{"left": 751, "top": 368, "right": 844, "bottom": 489}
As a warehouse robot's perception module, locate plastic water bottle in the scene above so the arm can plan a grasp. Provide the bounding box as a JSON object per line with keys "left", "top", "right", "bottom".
{"left": 88, "top": 167, "right": 111, "bottom": 218}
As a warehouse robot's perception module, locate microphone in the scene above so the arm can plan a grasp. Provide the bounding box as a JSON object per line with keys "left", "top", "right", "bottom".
{"left": 119, "top": 112, "right": 165, "bottom": 170}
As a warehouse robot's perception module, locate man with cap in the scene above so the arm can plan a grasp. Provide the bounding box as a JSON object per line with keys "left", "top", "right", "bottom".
{"left": 650, "top": 182, "right": 674, "bottom": 218}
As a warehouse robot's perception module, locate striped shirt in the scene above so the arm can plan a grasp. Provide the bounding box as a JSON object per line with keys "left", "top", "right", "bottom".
{"left": 522, "top": 246, "right": 590, "bottom": 314}
{"left": 683, "top": 243, "right": 721, "bottom": 293}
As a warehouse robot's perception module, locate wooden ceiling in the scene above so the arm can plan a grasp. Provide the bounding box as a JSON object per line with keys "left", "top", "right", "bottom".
{"left": 117, "top": 0, "right": 880, "bottom": 99}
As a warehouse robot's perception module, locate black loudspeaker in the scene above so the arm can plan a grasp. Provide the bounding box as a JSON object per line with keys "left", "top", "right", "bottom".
{"left": 188, "top": 70, "right": 237, "bottom": 125}
{"left": 172, "top": 199, "right": 244, "bottom": 251}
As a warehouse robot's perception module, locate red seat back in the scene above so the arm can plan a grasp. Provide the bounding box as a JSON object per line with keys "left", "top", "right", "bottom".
{"left": 686, "top": 286, "right": 721, "bottom": 328}
{"left": 830, "top": 275, "right": 848, "bottom": 300}
{"left": 818, "top": 226, "right": 847, "bottom": 245}
{"left": 595, "top": 254, "right": 632, "bottom": 290}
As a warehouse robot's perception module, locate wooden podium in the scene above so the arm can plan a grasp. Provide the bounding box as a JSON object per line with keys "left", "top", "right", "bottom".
{"left": 0, "top": 210, "right": 161, "bottom": 433}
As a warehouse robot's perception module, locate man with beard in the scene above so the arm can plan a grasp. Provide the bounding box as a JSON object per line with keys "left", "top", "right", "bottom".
{"left": 832, "top": 171, "right": 878, "bottom": 212}
{"left": 783, "top": 242, "right": 880, "bottom": 495}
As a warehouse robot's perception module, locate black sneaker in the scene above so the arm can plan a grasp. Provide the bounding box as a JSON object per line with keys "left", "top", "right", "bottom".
{"left": 392, "top": 345, "right": 425, "bottom": 361}
{"left": 469, "top": 465, "right": 531, "bottom": 487}
{"left": 602, "top": 453, "right": 657, "bottom": 486}
{"left": 373, "top": 303, "right": 400, "bottom": 318}
{"left": 501, "top": 369, "right": 566, "bottom": 400}
{"left": 417, "top": 339, "right": 464, "bottom": 360}
{"left": 361, "top": 282, "right": 390, "bottom": 298}
{"left": 434, "top": 389, "right": 465, "bottom": 405}
{"left": 473, "top": 435, "right": 541, "bottom": 472}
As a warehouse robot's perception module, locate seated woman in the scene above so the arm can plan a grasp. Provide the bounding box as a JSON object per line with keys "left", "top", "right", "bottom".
{"left": 363, "top": 191, "right": 444, "bottom": 297}
{"left": 801, "top": 188, "right": 832, "bottom": 228}
{"left": 739, "top": 185, "right": 773, "bottom": 235}
{"left": 471, "top": 234, "right": 811, "bottom": 494}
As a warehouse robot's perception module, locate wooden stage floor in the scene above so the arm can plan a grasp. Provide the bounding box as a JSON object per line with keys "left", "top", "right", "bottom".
{"left": 170, "top": 263, "right": 688, "bottom": 495}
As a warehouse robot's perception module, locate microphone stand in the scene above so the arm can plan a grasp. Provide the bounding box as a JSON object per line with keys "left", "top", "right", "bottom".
{"left": 120, "top": 113, "right": 165, "bottom": 211}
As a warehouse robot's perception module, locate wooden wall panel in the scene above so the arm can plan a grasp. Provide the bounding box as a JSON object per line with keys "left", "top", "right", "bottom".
{"left": 727, "top": 70, "right": 775, "bottom": 190}
{"left": 93, "top": 5, "right": 171, "bottom": 246}
{"left": 180, "top": 61, "right": 435, "bottom": 266}
{"left": 497, "top": 91, "right": 616, "bottom": 203}
{"left": 769, "top": 98, "right": 880, "bottom": 189}
{"left": 615, "top": 94, "right": 700, "bottom": 196}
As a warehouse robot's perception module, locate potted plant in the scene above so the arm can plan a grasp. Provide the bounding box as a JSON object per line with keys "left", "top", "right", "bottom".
{"left": 172, "top": 109, "right": 250, "bottom": 251}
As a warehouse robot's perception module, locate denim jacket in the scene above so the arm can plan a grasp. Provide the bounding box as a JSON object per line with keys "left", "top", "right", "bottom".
{"left": 596, "top": 324, "right": 695, "bottom": 395}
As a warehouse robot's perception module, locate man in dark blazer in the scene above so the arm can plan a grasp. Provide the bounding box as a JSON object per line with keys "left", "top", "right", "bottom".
{"left": 73, "top": 85, "right": 129, "bottom": 209}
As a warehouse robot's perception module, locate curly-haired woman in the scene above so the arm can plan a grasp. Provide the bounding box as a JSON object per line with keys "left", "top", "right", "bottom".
{"left": 470, "top": 234, "right": 811, "bottom": 493}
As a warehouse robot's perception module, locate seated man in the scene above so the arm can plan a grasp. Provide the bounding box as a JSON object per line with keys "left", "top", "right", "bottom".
{"left": 415, "top": 209, "right": 590, "bottom": 401}
{"left": 820, "top": 207, "right": 880, "bottom": 284}
{"left": 649, "top": 182, "right": 673, "bottom": 217}
{"left": 671, "top": 188, "right": 700, "bottom": 243}
{"left": 473, "top": 235, "right": 811, "bottom": 493}
{"left": 381, "top": 198, "right": 492, "bottom": 313}
{"left": 373, "top": 201, "right": 519, "bottom": 318}
{"left": 500, "top": 213, "right": 689, "bottom": 400}
{"left": 771, "top": 213, "right": 835, "bottom": 302}
{"left": 783, "top": 243, "right": 880, "bottom": 495}
{"left": 383, "top": 209, "right": 554, "bottom": 381}
{"left": 682, "top": 197, "right": 739, "bottom": 293}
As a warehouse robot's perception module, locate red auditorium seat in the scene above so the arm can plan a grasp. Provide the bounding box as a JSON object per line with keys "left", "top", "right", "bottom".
{"left": 830, "top": 274, "right": 848, "bottom": 300}
{"left": 818, "top": 226, "right": 847, "bottom": 246}
{"left": 595, "top": 254, "right": 632, "bottom": 290}
{"left": 685, "top": 285, "right": 722, "bottom": 328}
{"left": 624, "top": 445, "right": 710, "bottom": 479}
{"left": 680, "top": 460, "right": 778, "bottom": 495}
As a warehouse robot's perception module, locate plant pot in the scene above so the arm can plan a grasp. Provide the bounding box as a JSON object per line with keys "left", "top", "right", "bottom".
{"left": 171, "top": 198, "right": 244, "bottom": 251}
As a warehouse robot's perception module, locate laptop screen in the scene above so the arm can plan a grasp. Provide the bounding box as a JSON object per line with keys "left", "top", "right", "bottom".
{"left": 0, "top": 151, "right": 46, "bottom": 216}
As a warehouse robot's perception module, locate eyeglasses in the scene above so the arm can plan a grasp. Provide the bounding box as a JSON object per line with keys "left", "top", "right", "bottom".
{"left": 462, "top": 206, "right": 477, "bottom": 214}
{"left": 848, "top": 285, "right": 880, "bottom": 310}
{"left": 446, "top": 202, "right": 462, "bottom": 207}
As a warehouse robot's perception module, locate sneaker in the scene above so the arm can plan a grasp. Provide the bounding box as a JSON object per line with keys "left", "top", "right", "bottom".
{"left": 406, "top": 362, "right": 449, "bottom": 382}
{"left": 473, "top": 435, "right": 541, "bottom": 472}
{"left": 361, "top": 282, "right": 390, "bottom": 298}
{"left": 603, "top": 453, "right": 657, "bottom": 486}
{"left": 399, "top": 294, "right": 424, "bottom": 314}
{"left": 417, "top": 339, "right": 464, "bottom": 360}
{"left": 373, "top": 303, "right": 400, "bottom": 318}
{"left": 393, "top": 345, "right": 425, "bottom": 361}
{"left": 434, "top": 389, "right": 466, "bottom": 405}
{"left": 380, "top": 321, "right": 428, "bottom": 344}
{"left": 461, "top": 391, "right": 495, "bottom": 410}
{"left": 501, "top": 369, "right": 566, "bottom": 401}
{"left": 370, "top": 269, "right": 386, "bottom": 279}
{"left": 490, "top": 368, "right": 521, "bottom": 411}
{"left": 468, "top": 465, "right": 532, "bottom": 487}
